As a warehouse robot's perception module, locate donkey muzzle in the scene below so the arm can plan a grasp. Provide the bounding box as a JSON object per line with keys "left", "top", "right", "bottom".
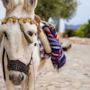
{"left": 9, "top": 73, "right": 24, "bottom": 85}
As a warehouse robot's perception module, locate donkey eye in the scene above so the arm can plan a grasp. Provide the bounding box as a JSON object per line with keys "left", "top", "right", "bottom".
{"left": 30, "top": 0, "right": 34, "bottom": 5}
{"left": 28, "top": 31, "right": 33, "bottom": 36}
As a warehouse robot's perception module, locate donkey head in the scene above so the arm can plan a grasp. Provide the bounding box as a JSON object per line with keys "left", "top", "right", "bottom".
{"left": 1, "top": 0, "right": 39, "bottom": 86}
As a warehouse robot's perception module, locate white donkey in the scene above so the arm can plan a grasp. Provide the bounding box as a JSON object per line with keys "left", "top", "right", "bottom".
{"left": 0, "top": 0, "right": 51, "bottom": 90}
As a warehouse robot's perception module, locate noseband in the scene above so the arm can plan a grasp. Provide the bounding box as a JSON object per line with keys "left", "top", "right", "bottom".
{"left": 2, "top": 48, "right": 32, "bottom": 78}
{"left": 6, "top": 52, "right": 32, "bottom": 75}
{"left": 7, "top": 59, "right": 31, "bottom": 75}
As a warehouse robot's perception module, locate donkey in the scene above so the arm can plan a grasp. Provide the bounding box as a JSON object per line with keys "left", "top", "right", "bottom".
{"left": 0, "top": 0, "right": 51, "bottom": 90}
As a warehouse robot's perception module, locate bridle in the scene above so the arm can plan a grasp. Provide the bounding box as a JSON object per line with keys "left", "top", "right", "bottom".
{"left": 1, "top": 16, "right": 40, "bottom": 80}
{"left": 7, "top": 52, "right": 33, "bottom": 75}
{"left": 1, "top": 16, "right": 41, "bottom": 35}
{"left": 1, "top": 17, "right": 37, "bottom": 25}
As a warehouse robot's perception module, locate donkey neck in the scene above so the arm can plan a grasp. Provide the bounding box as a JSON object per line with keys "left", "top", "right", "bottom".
{"left": 6, "top": 5, "right": 35, "bottom": 19}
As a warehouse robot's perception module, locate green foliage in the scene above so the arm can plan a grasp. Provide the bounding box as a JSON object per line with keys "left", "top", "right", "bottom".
{"left": 36, "top": 0, "right": 77, "bottom": 20}
{"left": 75, "top": 25, "right": 87, "bottom": 37}
{"left": 63, "top": 29, "right": 75, "bottom": 37}
{"left": 75, "top": 21, "right": 90, "bottom": 38}
{"left": 63, "top": 20, "right": 90, "bottom": 38}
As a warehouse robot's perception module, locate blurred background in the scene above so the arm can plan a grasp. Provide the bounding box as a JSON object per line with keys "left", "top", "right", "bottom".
{"left": 0, "top": 0, "right": 90, "bottom": 90}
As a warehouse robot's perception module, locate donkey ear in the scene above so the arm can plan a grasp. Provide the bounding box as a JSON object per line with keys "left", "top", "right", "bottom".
{"left": 24, "top": 0, "right": 38, "bottom": 12}
{"left": 28, "top": 0, "right": 38, "bottom": 9}
{"left": 30, "top": 0, "right": 38, "bottom": 5}
{"left": 2, "top": 0, "right": 15, "bottom": 12}
{"left": 2, "top": 0, "right": 9, "bottom": 8}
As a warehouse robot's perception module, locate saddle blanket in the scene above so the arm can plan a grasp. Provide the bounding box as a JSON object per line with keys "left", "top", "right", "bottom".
{"left": 39, "top": 23, "right": 66, "bottom": 69}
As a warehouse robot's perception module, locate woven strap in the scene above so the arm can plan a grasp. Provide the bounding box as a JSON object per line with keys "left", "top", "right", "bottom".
{"left": 42, "top": 25, "right": 66, "bottom": 69}
{"left": 8, "top": 60, "right": 30, "bottom": 75}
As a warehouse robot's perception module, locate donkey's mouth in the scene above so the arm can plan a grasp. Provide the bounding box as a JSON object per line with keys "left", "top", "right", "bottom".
{"left": 6, "top": 55, "right": 26, "bottom": 85}
{"left": 5, "top": 49, "right": 32, "bottom": 85}
{"left": 9, "top": 72, "right": 24, "bottom": 85}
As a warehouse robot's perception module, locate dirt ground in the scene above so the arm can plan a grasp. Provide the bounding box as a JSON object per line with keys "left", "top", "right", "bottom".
{"left": 0, "top": 44, "right": 90, "bottom": 90}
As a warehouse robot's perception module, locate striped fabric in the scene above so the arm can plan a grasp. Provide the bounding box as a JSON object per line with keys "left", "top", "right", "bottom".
{"left": 42, "top": 25, "right": 66, "bottom": 69}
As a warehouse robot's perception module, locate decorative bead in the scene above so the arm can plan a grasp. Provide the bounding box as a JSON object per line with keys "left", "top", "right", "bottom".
{"left": 1, "top": 17, "right": 38, "bottom": 25}
{"left": 2, "top": 19, "right": 7, "bottom": 24}
{"left": 18, "top": 18, "right": 24, "bottom": 23}
{"left": 23, "top": 19, "right": 27, "bottom": 23}
{"left": 12, "top": 17, "right": 17, "bottom": 23}
{"left": 8, "top": 18, "right": 13, "bottom": 23}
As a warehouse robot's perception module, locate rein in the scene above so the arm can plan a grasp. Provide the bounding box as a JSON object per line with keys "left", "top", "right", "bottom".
{"left": 2, "top": 48, "right": 6, "bottom": 80}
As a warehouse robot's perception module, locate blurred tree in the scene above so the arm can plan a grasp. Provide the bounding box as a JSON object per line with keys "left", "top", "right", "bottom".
{"left": 36, "top": 0, "right": 77, "bottom": 20}
{"left": 75, "top": 20, "right": 90, "bottom": 38}
{"left": 63, "top": 29, "right": 75, "bottom": 37}
{"left": 75, "top": 25, "right": 87, "bottom": 37}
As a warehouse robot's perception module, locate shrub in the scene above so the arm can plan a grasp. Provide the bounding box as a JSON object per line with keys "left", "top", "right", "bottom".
{"left": 75, "top": 25, "right": 86, "bottom": 37}
{"left": 63, "top": 29, "right": 75, "bottom": 37}
{"left": 63, "top": 20, "right": 90, "bottom": 38}
{"left": 75, "top": 21, "right": 90, "bottom": 38}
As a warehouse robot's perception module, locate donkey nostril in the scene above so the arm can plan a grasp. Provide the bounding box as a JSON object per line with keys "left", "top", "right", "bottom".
{"left": 9, "top": 74, "right": 24, "bottom": 85}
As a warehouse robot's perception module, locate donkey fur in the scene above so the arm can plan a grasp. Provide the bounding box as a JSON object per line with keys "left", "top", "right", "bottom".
{"left": 0, "top": 0, "right": 51, "bottom": 90}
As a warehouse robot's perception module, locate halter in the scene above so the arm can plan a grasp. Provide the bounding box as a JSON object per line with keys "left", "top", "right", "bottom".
{"left": 0, "top": 16, "right": 41, "bottom": 35}
{"left": 1, "top": 17, "right": 33, "bottom": 24}
{"left": 2, "top": 48, "right": 33, "bottom": 80}
{"left": 1, "top": 17, "right": 37, "bottom": 76}
{"left": 1, "top": 16, "right": 41, "bottom": 76}
{"left": 8, "top": 60, "right": 30, "bottom": 74}
{"left": 7, "top": 54, "right": 32, "bottom": 75}
{"left": 1, "top": 16, "right": 40, "bottom": 26}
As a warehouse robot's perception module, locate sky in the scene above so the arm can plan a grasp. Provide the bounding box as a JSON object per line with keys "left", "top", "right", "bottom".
{"left": 0, "top": 0, "right": 90, "bottom": 25}
{"left": 67, "top": 0, "right": 90, "bottom": 25}
{"left": 0, "top": 0, "right": 5, "bottom": 19}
